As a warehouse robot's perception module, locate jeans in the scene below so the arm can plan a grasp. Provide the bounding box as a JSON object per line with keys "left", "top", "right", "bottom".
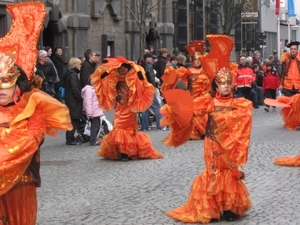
{"left": 141, "top": 90, "right": 163, "bottom": 130}
{"left": 89, "top": 116, "right": 101, "bottom": 145}
{"left": 256, "top": 86, "right": 264, "bottom": 105}
{"left": 237, "top": 87, "right": 259, "bottom": 108}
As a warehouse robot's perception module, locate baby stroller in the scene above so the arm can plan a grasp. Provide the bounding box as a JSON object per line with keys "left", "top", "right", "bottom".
{"left": 76, "top": 113, "right": 113, "bottom": 142}
{"left": 75, "top": 112, "right": 90, "bottom": 143}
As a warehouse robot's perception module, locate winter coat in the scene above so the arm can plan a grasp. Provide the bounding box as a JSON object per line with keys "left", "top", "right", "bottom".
{"left": 81, "top": 85, "right": 104, "bottom": 118}
{"left": 63, "top": 68, "right": 83, "bottom": 119}
{"left": 142, "top": 61, "right": 156, "bottom": 86}
{"left": 80, "top": 60, "right": 96, "bottom": 89}
{"left": 262, "top": 70, "right": 280, "bottom": 92}
{"left": 235, "top": 65, "right": 256, "bottom": 89}
{"left": 51, "top": 54, "right": 64, "bottom": 89}
{"left": 155, "top": 55, "right": 167, "bottom": 82}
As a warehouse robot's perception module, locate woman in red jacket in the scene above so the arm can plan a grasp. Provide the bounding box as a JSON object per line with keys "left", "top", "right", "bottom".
{"left": 262, "top": 62, "right": 280, "bottom": 112}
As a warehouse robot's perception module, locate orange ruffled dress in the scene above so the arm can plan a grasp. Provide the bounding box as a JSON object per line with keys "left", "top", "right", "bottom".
{"left": 0, "top": 89, "right": 72, "bottom": 197}
{"left": 91, "top": 57, "right": 163, "bottom": 160}
{"left": 162, "top": 95, "right": 253, "bottom": 224}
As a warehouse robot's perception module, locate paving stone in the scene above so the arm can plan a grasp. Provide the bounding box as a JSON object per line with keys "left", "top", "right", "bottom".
{"left": 37, "top": 108, "right": 300, "bottom": 224}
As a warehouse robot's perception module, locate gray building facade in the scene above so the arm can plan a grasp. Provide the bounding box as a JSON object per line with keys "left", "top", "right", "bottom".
{"left": 0, "top": 0, "right": 174, "bottom": 63}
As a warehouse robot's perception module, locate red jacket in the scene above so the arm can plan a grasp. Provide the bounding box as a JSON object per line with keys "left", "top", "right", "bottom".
{"left": 235, "top": 66, "right": 255, "bottom": 88}
{"left": 262, "top": 70, "right": 280, "bottom": 92}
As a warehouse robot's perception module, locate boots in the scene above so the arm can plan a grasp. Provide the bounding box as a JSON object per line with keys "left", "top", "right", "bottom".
{"left": 223, "top": 210, "right": 238, "bottom": 222}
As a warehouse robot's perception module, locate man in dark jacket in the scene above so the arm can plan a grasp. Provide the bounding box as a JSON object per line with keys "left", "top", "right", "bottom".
{"left": 80, "top": 49, "right": 96, "bottom": 89}
{"left": 154, "top": 48, "right": 168, "bottom": 84}
{"left": 51, "top": 47, "right": 65, "bottom": 100}
{"left": 141, "top": 52, "right": 166, "bottom": 131}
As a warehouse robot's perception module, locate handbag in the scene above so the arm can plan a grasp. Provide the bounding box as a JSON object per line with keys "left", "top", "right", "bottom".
{"left": 83, "top": 121, "right": 91, "bottom": 136}
{"left": 37, "top": 69, "right": 56, "bottom": 96}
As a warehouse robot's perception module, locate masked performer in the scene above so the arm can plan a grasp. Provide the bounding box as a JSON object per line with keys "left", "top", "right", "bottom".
{"left": 91, "top": 56, "right": 163, "bottom": 161}
{"left": 0, "top": 2, "right": 72, "bottom": 225}
{"left": 162, "top": 35, "right": 253, "bottom": 223}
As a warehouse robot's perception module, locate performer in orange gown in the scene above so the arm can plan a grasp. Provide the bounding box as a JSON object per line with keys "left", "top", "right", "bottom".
{"left": 162, "top": 35, "right": 253, "bottom": 223}
{"left": 0, "top": 3, "right": 72, "bottom": 224}
{"left": 91, "top": 56, "right": 163, "bottom": 161}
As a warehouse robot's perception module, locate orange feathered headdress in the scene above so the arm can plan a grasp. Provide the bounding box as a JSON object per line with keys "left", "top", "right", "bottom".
{"left": 0, "top": 2, "right": 45, "bottom": 80}
{"left": 197, "top": 34, "right": 236, "bottom": 82}
{"left": 185, "top": 40, "right": 205, "bottom": 60}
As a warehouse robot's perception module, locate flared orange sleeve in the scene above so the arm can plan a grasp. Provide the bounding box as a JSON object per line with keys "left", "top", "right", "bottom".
{"left": 160, "top": 95, "right": 212, "bottom": 147}
{"left": 278, "top": 94, "right": 300, "bottom": 131}
{"left": 214, "top": 98, "right": 253, "bottom": 167}
{"left": 177, "top": 67, "right": 192, "bottom": 85}
{"left": 161, "top": 66, "right": 178, "bottom": 91}
{"left": 91, "top": 66, "right": 118, "bottom": 111}
{"left": 0, "top": 89, "right": 72, "bottom": 196}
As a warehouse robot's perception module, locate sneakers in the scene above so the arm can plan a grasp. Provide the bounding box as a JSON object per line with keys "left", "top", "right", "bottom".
{"left": 66, "top": 141, "right": 81, "bottom": 145}
{"left": 272, "top": 107, "right": 276, "bottom": 112}
{"left": 141, "top": 127, "right": 151, "bottom": 131}
{"left": 264, "top": 107, "right": 269, "bottom": 112}
{"left": 90, "top": 139, "right": 101, "bottom": 146}
{"left": 158, "top": 127, "right": 168, "bottom": 131}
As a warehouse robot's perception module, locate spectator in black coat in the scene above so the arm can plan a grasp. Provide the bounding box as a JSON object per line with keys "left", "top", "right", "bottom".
{"left": 63, "top": 57, "right": 83, "bottom": 145}
{"left": 80, "top": 49, "right": 96, "bottom": 89}
{"left": 51, "top": 47, "right": 64, "bottom": 80}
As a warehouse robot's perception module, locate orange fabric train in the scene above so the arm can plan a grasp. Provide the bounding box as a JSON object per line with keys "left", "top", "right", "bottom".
{"left": 161, "top": 95, "right": 253, "bottom": 223}
{"left": 0, "top": 89, "right": 72, "bottom": 196}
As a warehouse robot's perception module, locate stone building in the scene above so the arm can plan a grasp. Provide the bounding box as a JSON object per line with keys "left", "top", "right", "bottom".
{"left": 0, "top": 0, "right": 174, "bottom": 64}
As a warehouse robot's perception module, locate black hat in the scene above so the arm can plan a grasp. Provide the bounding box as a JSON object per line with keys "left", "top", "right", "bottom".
{"left": 143, "top": 52, "right": 155, "bottom": 59}
{"left": 286, "top": 41, "right": 300, "bottom": 48}
{"left": 94, "top": 50, "right": 101, "bottom": 56}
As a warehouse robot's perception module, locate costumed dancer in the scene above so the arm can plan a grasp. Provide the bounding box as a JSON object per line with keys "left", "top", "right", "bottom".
{"left": 91, "top": 56, "right": 163, "bottom": 161}
{"left": 0, "top": 2, "right": 72, "bottom": 224}
{"left": 185, "top": 40, "right": 212, "bottom": 140}
{"left": 162, "top": 35, "right": 253, "bottom": 223}
{"left": 279, "top": 41, "right": 300, "bottom": 97}
{"left": 265, "top": 41, "right": 300, "bottom": 130}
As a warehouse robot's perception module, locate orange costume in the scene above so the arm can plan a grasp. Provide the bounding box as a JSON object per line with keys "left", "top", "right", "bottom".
{"left": 185, "top": 40, "right": 211, "bottom": 140}
{"left": 264, "top": 93, "right": 300, "bottom": 131}
{"left": 162, "top": 35, "right": 253, "bottom": 224}
{"left": 0, "top": 2, "right": 72, "bottom": 224}
{"left": 91, "top": 57, "right": 163, "bottom": 160}
{"left": 280, "top": 50, "right": 300, "bottom": 94}
{"left": 160, "top": 66, "right": 192, "bottom": 91}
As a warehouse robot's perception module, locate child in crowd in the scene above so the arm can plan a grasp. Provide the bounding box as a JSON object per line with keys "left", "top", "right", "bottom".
{"left": 262, "top": 62, "right": 280, "bottom": 112}
{"left": 81, "top": 79, "right": 104, "bottom": 146}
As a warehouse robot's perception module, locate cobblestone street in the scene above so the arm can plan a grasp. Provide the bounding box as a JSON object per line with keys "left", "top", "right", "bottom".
{"left": 37, "top": 107, "right": 300, "bottom": 225}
